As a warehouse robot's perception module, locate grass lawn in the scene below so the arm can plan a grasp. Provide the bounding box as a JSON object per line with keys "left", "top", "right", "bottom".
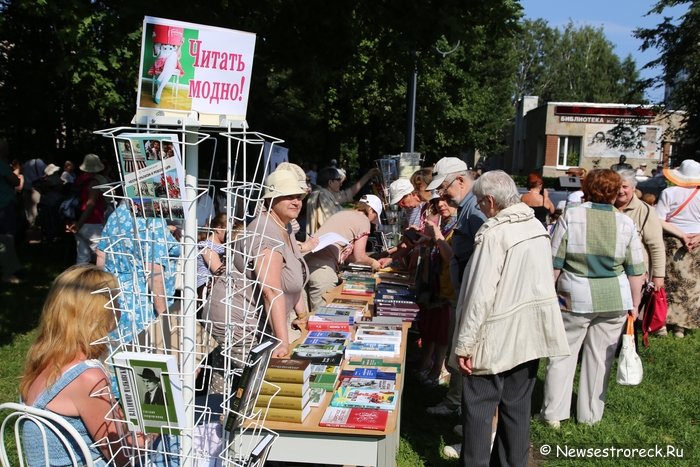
{"left": 2, "top": 240, "right": 699, "bottom": 466}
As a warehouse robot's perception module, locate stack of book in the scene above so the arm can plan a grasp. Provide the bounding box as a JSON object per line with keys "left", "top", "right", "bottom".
{"left": 375, "top": 284, "right": 416, "bottom": 302}
{"left": 291, "top": 329, "right": 349, "bottom": 363}
{"left": 257, "top": 358, "right": 312, "bottom": 423}
{"left": 303, "top": 330, "right": 349, "bottom": 396}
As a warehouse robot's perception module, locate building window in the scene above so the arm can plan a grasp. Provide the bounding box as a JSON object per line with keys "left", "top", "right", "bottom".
{"left": 557, "top": 136, "right": 581, "bottom": 168}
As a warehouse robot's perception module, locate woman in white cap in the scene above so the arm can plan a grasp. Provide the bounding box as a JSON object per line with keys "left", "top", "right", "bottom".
{"left": 205, "top": 170, "right": 311, "bottom": 359}
{"left": 67, "top": 154, "right": 108, "bottom": 264}
{"left": 655, "top": 159, "right": 700, "bottom": 337}
{"left": 304, "top": 194, "right": 383, "bottom": 311}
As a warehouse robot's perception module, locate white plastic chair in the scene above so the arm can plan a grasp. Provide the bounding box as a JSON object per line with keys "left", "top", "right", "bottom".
{"left": 0, "top": 402, "right": 95, "bottom": 467}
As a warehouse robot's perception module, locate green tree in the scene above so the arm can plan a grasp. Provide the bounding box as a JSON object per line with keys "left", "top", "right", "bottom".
{"left": 514, "top": 20, "right": 645, "bottom": 104}
{"left": 635, "top": 0, "right": 700, "bottom": 158}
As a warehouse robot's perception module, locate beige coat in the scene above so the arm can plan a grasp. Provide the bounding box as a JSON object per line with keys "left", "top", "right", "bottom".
{"left": 451, "top": 202, "right": 569, "bottom": 375}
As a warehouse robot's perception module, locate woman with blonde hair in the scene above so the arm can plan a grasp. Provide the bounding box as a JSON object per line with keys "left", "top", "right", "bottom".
{"left": 20, "top": 264, "right": 147, "bottom": 466}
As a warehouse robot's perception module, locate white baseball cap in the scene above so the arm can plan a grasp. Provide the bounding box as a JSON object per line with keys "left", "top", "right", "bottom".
{"left": 388, "top": 179, "right": 414, "bottom": 205}
{"left": 359, "top": 194, "right": 383, "bottom": 224}
{"left": 425, "top": 157, "right": 468, "bottom": 191}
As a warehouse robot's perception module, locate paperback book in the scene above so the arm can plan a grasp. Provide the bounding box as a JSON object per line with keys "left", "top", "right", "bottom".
{"left": 330, "top": 386, "right": 398, "bottom": 411}
{"left": 308, "top": 364, "right": 341, "bottom": 391}
{"left": 354, "top": 326, "right": 403, "bottom": 344}
{"left": 307, "top": 331, "right": 351, "bottom": 341}
{"left": 307, "top": 315, "right": 352, "bottom": 332}
{"left": 345, "top": 341, "right": 399, "bottom": 358}
{"left": 113, "top": 351, "right": 185, "bottom": 434}
{"left": 308, "top": 387, "right": 327, "bottom": 407}
{"left": 319, "top": 407, "right": 389, "bottom": 431}
{"left": 291, "top": 342, "right": 345, "bottom": 361}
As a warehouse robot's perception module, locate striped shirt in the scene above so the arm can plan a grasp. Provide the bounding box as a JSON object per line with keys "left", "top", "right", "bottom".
{"left": 551, "top": 202, "right": 645, "bottom": 313}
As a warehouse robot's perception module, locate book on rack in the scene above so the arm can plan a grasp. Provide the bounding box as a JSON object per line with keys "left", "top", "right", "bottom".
{"left": 113, "top": 351, "right": 185, "bottom": 434}
{"left": 329, "top": 386, "right": 398, "bottom": 411}
{"left": 307, "top": 315, "right": 352, "bottom": 332}
{"left": 355, "top": 325, "right": 403, "bottom": 344}
{"left": 265, "top": 358, "right": 311, "bottom": 384}
{"left": 308, "top": 387, "right": 327, "bottom": 407}
{"left": 319, "top": 407, "right": 389, "bottom": 431}
{"left": 308, "top": 363, "right": 341, "bottom": 391}
{"left": 291, "top": 342, "right": 345, "bottom": 361}
{"left": 244, "top": 432, "right": 276, "bottom": 467}
{"left": 259, "top": 379, "right": 310, "bottom": 397}
{"left": 256, "top": 388, "right": 310, "bottom": 410}
{"left": 223, "top": 338, "right": 277, "bottom": 433}
{"left": 345, "top": 341, "right": 400, "bottom": 359}
{"left": 257, "top": 404, "right": 312, "bottom": 423}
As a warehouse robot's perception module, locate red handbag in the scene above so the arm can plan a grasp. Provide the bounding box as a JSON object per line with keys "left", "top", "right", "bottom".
{"left": 642, "top": 287, "right": 668, "bottom": 347}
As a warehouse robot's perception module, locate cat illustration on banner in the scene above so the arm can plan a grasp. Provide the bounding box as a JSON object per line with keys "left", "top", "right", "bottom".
{"left": 148, "top": 24, "right": 185, "bottom": 105}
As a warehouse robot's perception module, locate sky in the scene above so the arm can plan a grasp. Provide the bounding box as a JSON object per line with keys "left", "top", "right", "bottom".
{"left": 519, "top": 0, "right": 689, "bottom": 102}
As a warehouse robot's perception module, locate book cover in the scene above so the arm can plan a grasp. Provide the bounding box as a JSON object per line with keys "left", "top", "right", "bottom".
{"left": 309, "top": 372, "right": 340, "bottom": 391}
{"left": 116, "top": 133, "right": 188, "bottom": 219}
{"left": 259, "top": 379, "right": 310, "bottom": 397}
{"left": 259, "top": 404, "right": 312, "bottom": 423}
{"left": 308, "top": 387, "right": 327, "bottom": 407}
{"left": 307, "top": 316, "right": 352, "bottom": 332}
{"left": 330, "top": 386, "right": 397, "bottom": 411}
{"left": 374, "top": 299, "right": 420, "bottom": 308}
{"left": 255, "top": 387, "right": 310, "bottom": 410}
{"left": 113, "top": 351, "right": 185, "bottom": 434}
{"left": 302, "top": 337, "right": 348, "bottom": 346}
{"left": 307, "top": 331, "right": 352, "bottom": 341}
{"left": 265, "top": 358, "right": 311, "bottom": 384}
{"left": 355, "top": 328, "right": 403, "bottom": 344}
{"left": 339, "top": 377, "right": 395, "bottom": 391}
{"left": 347, "top": 358, "right": 403, "bottom": 372}
{"left": 331, "top": 298, "right": 370, "bottom": 307}
{"left": 291, "top": 342, "right": 345, "bottom": 360}
{"left": 339, "top": 368, "right": 397, "bottom": 381}
{"left": 314, "top": 306, "right": 355, "bottom": 317}
{"left": 224, "top": 338, "right": 277, "bottom": 433}
{"left": 319, "top": 407, "right": 389, "bottom": 431}
{"left": 345, "top": 341, "right": 399, "bottom": 358}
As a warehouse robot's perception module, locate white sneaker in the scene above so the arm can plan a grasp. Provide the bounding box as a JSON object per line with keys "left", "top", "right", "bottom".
{"left": 427, "top": 402, "right": 459, "bottom": 416}
{"left": 534, "top": 413, "right": 560, "bottom": 429}
{"left": 443, "top": 443, "right": 461, "bottom": 459}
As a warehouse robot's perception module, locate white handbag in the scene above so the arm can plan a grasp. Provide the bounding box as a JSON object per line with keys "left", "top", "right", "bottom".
{"left": 617, "top": 314, "right": 643, "bottom": 385}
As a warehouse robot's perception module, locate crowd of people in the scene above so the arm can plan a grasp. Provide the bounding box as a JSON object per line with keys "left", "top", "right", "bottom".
{"left": 5, "top": 150, "right": 700, "bottom": 466}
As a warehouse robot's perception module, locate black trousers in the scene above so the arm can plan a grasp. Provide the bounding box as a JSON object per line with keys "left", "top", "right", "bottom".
{"left": 460, "top": 359, "right": 539, "bottom": 467}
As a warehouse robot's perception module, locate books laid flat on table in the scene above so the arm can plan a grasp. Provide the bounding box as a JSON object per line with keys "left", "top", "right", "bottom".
{"left": 354, "top": 324, "right": 403, "bottom": 344}
{"left": 338, "top": 373, "right": 396, "bottom": 391}
{"left": 330, "top": 297, "right": 371, "bottom": 308}
{"left": 376, "top": 271, "right": 414, "bottom": 288}
{"left": 346, "top": 358, "right": 402, "bottom": 372}
{"left": 307, "top": 315, "right": 353, "bottom": 332}
{"left": 308, "top": 363, "right": 341, "bottom": 391}
{"left": 345, "top": 341, "right": 400, "bottom": 359}
{"left": 341, "top": 275, "right": 376, "bottom": 296}
{"left": 113, "top": 351, "right": 185, "bottom": 434}
{"left": 330, "top": 386, "right": 398, "bottom": 411}
{"left": 319, "top": 407, "right": 389, "bottom": 431}
{"left": 291, "top": 342, "right": 345, "bottom": 361}
{"left": 308, "top": 387, "right": 327, "bottom": 407}
{"left": 307, "top": 331, "right": 352, "bottom": 341}
{"left": 224, "top": 338, "right": 277, "bottom": 432}
{"left": 264, "top": 358, "right": 311, "bottom": 384}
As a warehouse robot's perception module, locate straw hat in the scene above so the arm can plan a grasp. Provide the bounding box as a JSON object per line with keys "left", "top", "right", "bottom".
{"left": 663, "top": 159, "right": 700, "bottom": 187}
{"left": 275, "top": 162, "right": 308, "bottom": 191}
{"left": 262, "top": 170, "right": 307, "bottom": 199}
{"left": 79, "top": 153, "right": 105, "bottom": 173}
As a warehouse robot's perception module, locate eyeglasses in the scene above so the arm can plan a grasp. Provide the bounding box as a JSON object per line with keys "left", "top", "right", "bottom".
{"left": 438, "top": 176, "right": 458, "bottom": 194}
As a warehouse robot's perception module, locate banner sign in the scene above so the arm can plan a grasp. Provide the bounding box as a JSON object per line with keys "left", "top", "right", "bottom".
{"left": 136, "top": 16, "right": 256, "bottom": 122}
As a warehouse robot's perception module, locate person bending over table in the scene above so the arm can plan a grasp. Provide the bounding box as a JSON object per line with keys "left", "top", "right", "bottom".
{"left": 20, "top": 265, "right": 150, "bottom": 466}
{"left": 304, "top": 194, "right": 384, "bottom": 311}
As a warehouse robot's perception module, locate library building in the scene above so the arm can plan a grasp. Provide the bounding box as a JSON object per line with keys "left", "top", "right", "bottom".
{"left": 510, "top": 97, "right": 686, "bottom": 177}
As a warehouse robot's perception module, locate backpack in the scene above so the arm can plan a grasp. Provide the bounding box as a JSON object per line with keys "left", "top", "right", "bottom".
{"left": 641, "top": 287, "right": 668, "bottom": 348}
